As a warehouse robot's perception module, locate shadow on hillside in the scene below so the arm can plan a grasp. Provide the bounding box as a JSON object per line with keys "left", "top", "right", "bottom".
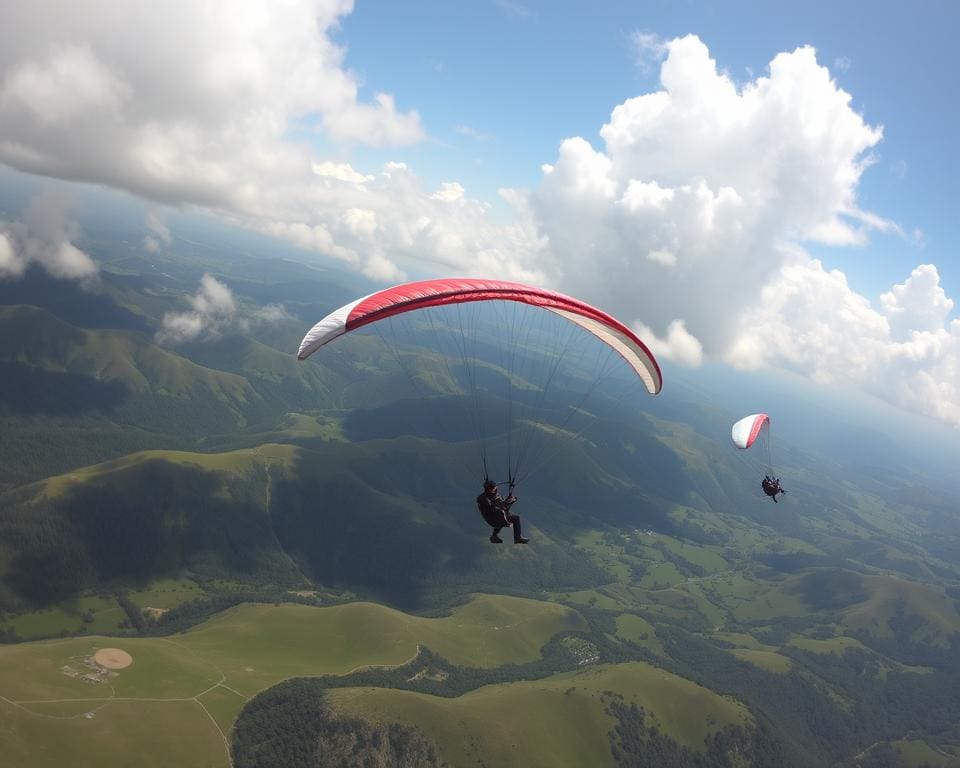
{"left": 4, "top": 459, "right": 283, "bottom": 605}
{"left": 268, "top": 450, "right": 483, "bottom": 609}
{"left": 0, "top": 267, "right": 151, "bottom": 332}
{"left": 0, "top": 361, "right": 129, "bottom": 415}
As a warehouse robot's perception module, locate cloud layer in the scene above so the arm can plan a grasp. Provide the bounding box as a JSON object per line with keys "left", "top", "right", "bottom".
{"left": 0, "top": 1, "right": 422, "bottom": 209}
{"left": 0, "top": 6, "right": 955, "bottom": 427}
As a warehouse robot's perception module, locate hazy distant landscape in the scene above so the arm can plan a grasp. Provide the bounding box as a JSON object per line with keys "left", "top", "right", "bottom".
{"left": 1, "top": 217, "right": 959, "bottom": 767}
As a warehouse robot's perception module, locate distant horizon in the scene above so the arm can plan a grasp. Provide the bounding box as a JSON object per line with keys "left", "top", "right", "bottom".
{"left": 3, "top": 164, "right": 959, "bottom": 487}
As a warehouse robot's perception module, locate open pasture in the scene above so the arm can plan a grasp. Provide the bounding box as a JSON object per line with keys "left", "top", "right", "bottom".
{"left": 327, "top": 661, "right": 752, "bottom": 768}
{"left": 0, "top": 593, "right": 583, "bottom": 766}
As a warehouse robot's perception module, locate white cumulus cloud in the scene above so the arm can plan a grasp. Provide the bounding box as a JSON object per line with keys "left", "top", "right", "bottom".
{"left": 532, "top": 35, "right": 887, "bottom": 361}
{"left": 0, "top": 1, "right": 543, "bottom": 284}
{"left": 524, "top": 34, "right": 960, "bottom": 426}
{"left": 634, "top": 319, "right": 704, "bottom": 367}
{"left": 631, "top": 31, "right": 667, "bottom": 73}
{"left": 880, "top": 264, "right": 954, "bottom": 338}
{"left": 157, "top": 274, "right": 240, "bottom": 344}
{"left": 728, "top": 258, "right": 960, "bottom": 427}
{"left": 253, "top": 304, "right": 296, "bottom": 325}
{"left": 0, "top": 0, "right": 423, "bottom": 213}
{"left": 0, "top": 231, "right": 25, "bottom": 278}
{"left": 0, "top": 190, "right": 98, "bottom": 280}
{"left": 158, "top": 276, "right": 301, "bottom": 344}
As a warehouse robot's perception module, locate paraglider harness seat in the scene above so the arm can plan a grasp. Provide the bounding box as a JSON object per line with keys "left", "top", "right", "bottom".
{"left": 761, "top": 475, "right": 786, "bottom": 502}
{"left": 477, "top": 480, "right": 526, "bottom": 543}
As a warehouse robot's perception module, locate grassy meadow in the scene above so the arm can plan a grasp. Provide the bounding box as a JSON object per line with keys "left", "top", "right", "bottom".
{"left": 0, "top": 594, "right": 584, "bottom": 766}
{"left": 326, "top": 661, "right": 752, "bottom": 768}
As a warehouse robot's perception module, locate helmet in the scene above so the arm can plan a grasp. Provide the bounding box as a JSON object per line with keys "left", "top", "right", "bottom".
{"left": 483, "top": 479, "right": 497, "bottom": 490}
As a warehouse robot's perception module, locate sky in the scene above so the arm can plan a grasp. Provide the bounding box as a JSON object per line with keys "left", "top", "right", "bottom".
{"left": 0, "top": 0, "right": 958, "bottom": 431}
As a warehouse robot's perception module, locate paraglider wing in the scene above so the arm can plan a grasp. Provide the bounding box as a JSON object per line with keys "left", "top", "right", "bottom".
{"left": 297, "top": 278, "right": 662, "bottom": 394}
{"left": 731, "top": 413, "right": 770, "bottom": 450}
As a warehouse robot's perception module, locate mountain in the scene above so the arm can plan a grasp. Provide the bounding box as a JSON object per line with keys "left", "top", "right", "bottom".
{"left": 3, "top": 231, "right": 960, "bottom": 767}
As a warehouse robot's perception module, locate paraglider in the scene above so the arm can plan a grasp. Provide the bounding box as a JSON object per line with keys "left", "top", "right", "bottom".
{"left": 298, "top": 278, "right": 663, "bottom": 540}
{"left": 731, "top": 413, "right": 786, "bottom": 502}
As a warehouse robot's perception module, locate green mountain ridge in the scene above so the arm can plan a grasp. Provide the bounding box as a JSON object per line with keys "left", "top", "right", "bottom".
{"left": 4, "top": 243, "right": 960, "bottom": 766}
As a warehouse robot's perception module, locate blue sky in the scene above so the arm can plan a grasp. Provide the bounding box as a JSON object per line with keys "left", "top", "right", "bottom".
{"left": 0, "top": 0, "right": 958, "bottom": 432}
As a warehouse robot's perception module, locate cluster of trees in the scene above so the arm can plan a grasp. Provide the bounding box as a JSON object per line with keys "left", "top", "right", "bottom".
{"left": 605, "top": 696, "right": 788, "bottom": 768}
{"left": 233, "top": 679, "right": 444, "bottom": 768}
{"left": 234, "top": 639, "right": 801, "bottom": 768}
{"left": 654, "top": 625, "right": 960, "bottom": 767}
{"left": 231, "top": 632, "right": 609, "bottom": 761}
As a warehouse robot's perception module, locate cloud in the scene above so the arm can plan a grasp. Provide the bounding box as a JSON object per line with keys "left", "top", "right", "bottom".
{"left": 0, "top": 190, "right": 98, "bottom": 280}
{"left": 880, "top": 264, "right": 954, "bottom": 338}
{"left": 0, "top": 231, "right": 23, "bottom": 278}
{"left": 890, "top": 159, "right": 908, "bottom": 180}
{"left": 2, "top": 17, "right": 955, "bottom": 428}
{"left": 157, "top": 273, "right": 239, "bottom": 344}
{"left": 313, "top": 161, "right": 374, "bottom": 184}
{"left": 631, "top": 31, "right": 667, "bottom": 73}
{"left": 144, "top": 210, "right": 172, "bottom": 254}
{"left": 634, "top": 319, "right": 703, "bottom": 367}
{"left": 833, "top": 56, "right": 852, "bottom": 73}
{"left": 158, "top": 276, "right": 300, "bottom": 344}
{"left": 431, "top": 182, "right": 466, "bottom": 202}
{"left": 495, "top": 0, "right": 535, "bottom": 20}
{"left": 0, "top": 1, "right": 543, "bottom": 283}
{"left": 454, "top": 124, "right": 491, "bottom": 141}
{"left": 530, "top": 35, "right": 887, "bottom": 362}
{"left": 522, "top": 35, "right": 960, "bottom": 427}
{"left": 728, "top": 258, "right": 960, "bottom": 427}
{"left": 253, "top": 304, "right": 295, "bottom": 324}
{"left": 0, "top": 0, "right": 423, "bottom": 213}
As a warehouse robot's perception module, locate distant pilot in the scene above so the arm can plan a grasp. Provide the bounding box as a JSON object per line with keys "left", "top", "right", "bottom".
{"left": 476, "top": 479, "right": 528, "bottom": 543}
{"left": 761, "top": 475, "right": 786, "bottom": 503}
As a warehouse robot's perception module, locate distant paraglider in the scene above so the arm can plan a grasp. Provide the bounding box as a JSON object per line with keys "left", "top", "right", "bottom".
{"left": 731, "top": 413, "right": 786, "bottom": 502}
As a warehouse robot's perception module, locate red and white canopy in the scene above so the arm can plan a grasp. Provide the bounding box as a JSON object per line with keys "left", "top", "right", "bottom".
{"left": 731, "top": 413, "right": 770, "bottom": 449}
{"left": 297, "top": 277, "right": 662, "bottom": 395}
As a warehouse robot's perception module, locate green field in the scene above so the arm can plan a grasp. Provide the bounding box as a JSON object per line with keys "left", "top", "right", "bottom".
{"left": 891, "top": 738, "right": 960, "bottom": 767}
{"left": 0, "top": 594, "right": 584, "bottom": 766}
{"left": 551, "top": 587, "right": 623, "bottom": 610}
{"left": 33, "top": 443, "right": 297, "bottom": 503}
{"left": 0, "top": 698, "right": 229, "bottom": 768}
{"left": 178, "top": 594, "right": 584, "bottom": 697}
{"left": 127, "top": 579, "right": 204, "bottom": 611}
{"left": 614, "top": 614, "right": 664, "bottom": 654}
{"left": 787, "top": 636, "right": 866, "bottom": 654}
{"left": 840, "top": 575, "right": 960, "bottom": 647}
{"left": 712, "top": 631, "right": 777, "bottom": 651}
{"left": 327, "top": 661, "right": 752, "bottom": 768}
